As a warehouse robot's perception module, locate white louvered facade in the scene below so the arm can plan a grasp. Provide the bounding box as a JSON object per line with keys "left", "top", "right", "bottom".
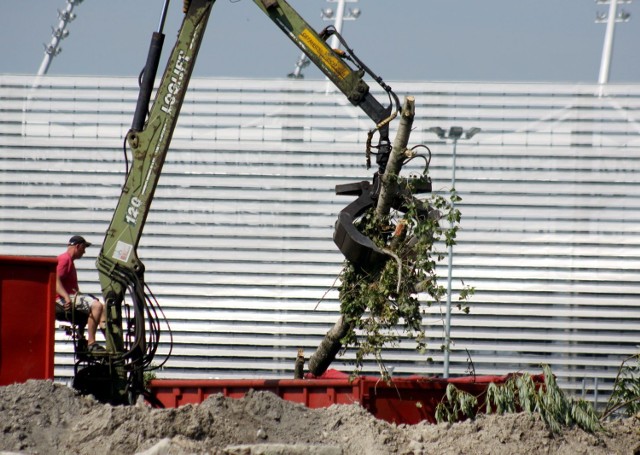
{"left": 1, "top": 74, "right": 639, "bottom": 407}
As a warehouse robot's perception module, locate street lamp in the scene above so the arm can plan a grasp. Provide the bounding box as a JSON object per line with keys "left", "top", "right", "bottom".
{"left": 428, "top": 126, "right": 480, "bottom": 378}
{"left": 38, "top": 0, "right": 84, "bottom": 76}
{"left": 595, "top": 0, "right": 632, "bottom": 86}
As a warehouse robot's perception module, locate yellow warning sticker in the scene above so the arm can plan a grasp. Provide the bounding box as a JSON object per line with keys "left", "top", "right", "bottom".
{"left": 298, "top": 28, "right": 350, "bottom": 80}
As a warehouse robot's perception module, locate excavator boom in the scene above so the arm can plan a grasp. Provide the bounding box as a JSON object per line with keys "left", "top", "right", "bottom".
{"left": 88, "top": 0, "right": 410, "bottom": 404}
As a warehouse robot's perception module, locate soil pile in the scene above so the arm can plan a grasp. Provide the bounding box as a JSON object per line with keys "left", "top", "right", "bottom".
{"left": 1, "top": 380, "right": 638, "bottom": 454}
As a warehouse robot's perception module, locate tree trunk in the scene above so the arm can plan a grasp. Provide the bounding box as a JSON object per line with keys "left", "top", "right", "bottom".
{"left": 375, "top": 96, "right": 415, "bottom": 219}
{"left": 306, "top": 97, "right": 416, "bottom": 377}
{"left": 307, "top": 315, "right": 351, "bottom": 376}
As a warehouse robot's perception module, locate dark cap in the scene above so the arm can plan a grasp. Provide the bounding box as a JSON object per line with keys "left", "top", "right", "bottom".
{"left": 68, "top": 235, "right": 92, "bottom": 247}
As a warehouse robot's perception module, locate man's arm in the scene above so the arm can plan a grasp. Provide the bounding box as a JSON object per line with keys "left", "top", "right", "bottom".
{"left": 56, "top": 275, "right": 72, "bottom": 310}
{"left": 56, "top": 253, "right": 76, "bottom": 309}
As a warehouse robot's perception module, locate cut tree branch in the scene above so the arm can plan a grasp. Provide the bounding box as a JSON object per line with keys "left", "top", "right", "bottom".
{"left": 307, "top": 96, "right": 416, "bottom": 377}
{"left": 375, "top": 96, "right": 415, "bottom": 219}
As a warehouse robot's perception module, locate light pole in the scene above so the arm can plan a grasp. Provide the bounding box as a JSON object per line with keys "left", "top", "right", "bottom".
{"left": 38, "top": 0, "right": 84, "bottom": 76}
{"left": 595, "top": 0, "right": 632, "bottom": 86}
{"left": 428, "top": 126, "right": 480, "bottom": 378}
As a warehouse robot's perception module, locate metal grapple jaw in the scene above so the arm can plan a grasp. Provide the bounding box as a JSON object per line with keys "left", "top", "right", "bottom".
{"left": 333, "top": 180, "right": 386, "bottom": 268}
{"left": 333, "top": 174, "right": 432, "bottom": 270}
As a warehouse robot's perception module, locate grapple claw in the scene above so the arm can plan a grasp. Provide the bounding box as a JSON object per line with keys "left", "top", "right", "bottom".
{"left": 333, "top": 180, "right": 386, "bottom": 268}
{"left": 333, "top": 174, "right": 433, "bottom": 269}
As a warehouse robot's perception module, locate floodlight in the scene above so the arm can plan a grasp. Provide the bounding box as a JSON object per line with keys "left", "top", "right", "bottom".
{"left": 465, "top": 127, "right": 481, "bottom": 139}
{"left": 428, "top": 127, "right": 445, "bottom": 139}
{"left": 448, "top": 126, "right": 463, "bottom": 139}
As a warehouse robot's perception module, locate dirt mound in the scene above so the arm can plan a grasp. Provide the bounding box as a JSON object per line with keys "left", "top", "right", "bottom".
{"left": 1, "top": 380, "right": 638, "bottom": 454}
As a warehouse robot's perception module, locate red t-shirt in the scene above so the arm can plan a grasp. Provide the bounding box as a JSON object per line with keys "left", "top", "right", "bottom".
{"left": 57, "top": 251, "right": 79, "bottom": 298}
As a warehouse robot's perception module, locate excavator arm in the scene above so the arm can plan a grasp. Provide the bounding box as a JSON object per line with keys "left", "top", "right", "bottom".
{"left": 90, "top": 0, "right": 414, "bottom": 404}
{"left": 93, "top": 0, "right": 215, "bottom": 404}
{"left": 254, "top": 0, "right": 398, "bottom": 161}
{"left": 252, "top": 0, "right": 404, "bottom": 267}
{"left": 98, "top": 0, "right": 212, "bottom": 300}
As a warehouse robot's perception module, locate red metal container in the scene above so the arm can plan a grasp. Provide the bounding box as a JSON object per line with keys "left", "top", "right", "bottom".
{"left": 0, "top": 256, "right": 57, "bottom": 385}
{"left": 0, "top": 257, "right": 541, "bottom": 425}
{"left": 148, "top": 370, "right": 535, "bottom": 424}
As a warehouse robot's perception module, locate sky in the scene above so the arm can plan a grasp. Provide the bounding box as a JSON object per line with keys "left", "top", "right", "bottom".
{"left": 0, "top": 0, "right": 639, "bottom": 83}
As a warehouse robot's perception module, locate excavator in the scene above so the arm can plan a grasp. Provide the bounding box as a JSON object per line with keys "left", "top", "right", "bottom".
{"left": 73, "top": 0, "right": 431, "bottom": 405}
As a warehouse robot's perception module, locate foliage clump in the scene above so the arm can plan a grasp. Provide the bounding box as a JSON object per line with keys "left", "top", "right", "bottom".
{"left": 435, "top": 365, "right": 604, "bottom": 434}
{"left": 338, "top": 185, "right": 474, "bottom": 379}
{"left": 602, "top": 353, "right": 640, "bottom": 419}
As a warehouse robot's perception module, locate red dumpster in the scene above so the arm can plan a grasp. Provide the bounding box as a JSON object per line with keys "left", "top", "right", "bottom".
{"left": 148, "top": 370, "right": 542, "bottom": 424}
{"left": 0, "top": 256, "right": 57, "bottom": 385}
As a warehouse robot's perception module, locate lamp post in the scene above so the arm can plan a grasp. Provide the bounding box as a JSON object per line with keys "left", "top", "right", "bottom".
{"left": 595, "top": 0, "right": 632, "bottom": 87}
{"left": 38, "top": 0, "right": 84, "bottom": 76}
{"left": 428, "top": 126, "right": 480, "bottom": 378}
